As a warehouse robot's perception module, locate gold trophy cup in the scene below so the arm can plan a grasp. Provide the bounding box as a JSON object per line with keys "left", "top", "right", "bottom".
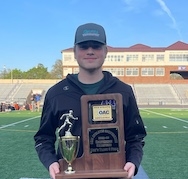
{"left": 58, "top": 110, "right": 80, "bottom": 174}
{"left": 59, "top": 132, "right": 80, "bottom": 174}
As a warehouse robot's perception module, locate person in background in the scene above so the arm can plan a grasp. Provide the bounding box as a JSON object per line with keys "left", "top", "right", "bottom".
{"left": 0, "top": 102, "right": 2, "bottom": 112}
{"left": 30, "top": 92, "right": 35, "bottom": 112}
{"left": 35, "top": 93, "right": 41, "bottom": 112}
{"left": 25, "top": 102, "right": 30, "bottom": 110}
{"left": 1, "top": 102, "right": 6, "bottom": 112}
{"left": 13, "top": 102, "right": 20, "bottom": 110}
{"left": 7, "top": 103, "right": 15, "bottom": 111}
{"left": 34, "top": 23, "right": 147, "bottom": 179}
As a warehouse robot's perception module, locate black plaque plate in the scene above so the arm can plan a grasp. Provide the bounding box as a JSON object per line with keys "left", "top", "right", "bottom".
{"left": 88, "top": 127, "right": 119, "bottom": 154}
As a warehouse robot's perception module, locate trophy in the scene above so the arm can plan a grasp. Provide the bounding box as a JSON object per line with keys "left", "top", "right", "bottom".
{"left": 58, "top": 110, "right": 80, "bottom": 174}
{"left": 56, "top": 94, "right": 128, "bottom": 179}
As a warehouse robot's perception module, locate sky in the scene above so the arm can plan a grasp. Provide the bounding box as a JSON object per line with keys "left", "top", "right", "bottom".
{"left": 0, "top": 0, "right": 188, "bottom": 72}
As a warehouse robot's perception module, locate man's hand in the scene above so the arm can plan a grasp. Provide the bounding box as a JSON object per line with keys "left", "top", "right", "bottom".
{"left": 124, "top": 162, "right": 135, "bottom": 179}
{"left": 49, "top": 162, "right": 60, "bottom": 179}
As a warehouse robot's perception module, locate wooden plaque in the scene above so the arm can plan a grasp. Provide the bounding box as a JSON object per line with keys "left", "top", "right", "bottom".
{"left": 56, "top": 93, "right": 128, "bottom": 179}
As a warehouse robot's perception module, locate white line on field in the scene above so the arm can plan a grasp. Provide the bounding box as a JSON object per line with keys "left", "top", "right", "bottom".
{"left": 19, "top": 178, "right": 50, "bottom": 179}
{"left": 141, "top": 109, "right": 188, "bottom": 124}
{"left": 0, "top": 116, "right": 40, "bottom": 129}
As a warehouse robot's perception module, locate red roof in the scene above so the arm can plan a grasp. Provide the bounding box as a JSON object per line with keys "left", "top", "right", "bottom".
{"left": 61, "top": 47, "right": 73, "bottom": 52}
{"left": 129, "top": 44, "right": 151, "bottom": 49}
{"left": 166, "top": 41, "right": 188, "bottom": 50}
{"left": 127, "top": 44, "right": 165, "bottom": 52}
{"left": 107, "top": 43, "right": 166, "bottom": 52}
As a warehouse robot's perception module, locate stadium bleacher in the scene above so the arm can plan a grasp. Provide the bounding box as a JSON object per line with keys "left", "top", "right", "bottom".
{"left": 0, "top": 82, "right": 188, "bottom": 106}
{"left": 172, "top": 84, "right": 188, "bottom": 103}
{"left": 0, "top": 83, "right": 54, "bottom": 105}
{"left": 134, "top": 84, "right": 180, "bottom": 105}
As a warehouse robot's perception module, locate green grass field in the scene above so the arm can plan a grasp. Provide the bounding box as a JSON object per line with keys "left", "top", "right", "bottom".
{"left": 0, "top": 108, "right": 188, "bottom": 179}
{"left": 140, "top": 108, "right": 188, "bottom": 179}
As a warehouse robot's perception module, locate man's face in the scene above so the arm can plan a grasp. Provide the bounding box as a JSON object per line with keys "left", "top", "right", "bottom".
{"left": 74, "top": 41, "right": 107, "bottom": 72}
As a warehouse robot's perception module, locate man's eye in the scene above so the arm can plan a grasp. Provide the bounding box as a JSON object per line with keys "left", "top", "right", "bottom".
{"left": 92, "top": 45, "right": 102, "bottom": 49}
{"left": 79, "top": 45, "right": 88, "bottom": 49}
{"left": 78, "top": 43, "right": 103, "bottom": 49}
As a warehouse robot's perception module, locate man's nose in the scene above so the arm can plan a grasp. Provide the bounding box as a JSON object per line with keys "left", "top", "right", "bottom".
{"left": 87, "top": 47, "right": 94, "bottom": 54}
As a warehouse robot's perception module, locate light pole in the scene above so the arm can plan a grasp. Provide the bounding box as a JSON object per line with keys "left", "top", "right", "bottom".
{"left": 3, "top": 65, "right": 13, "bottom": 82}
{"left": 11, "top": 69, "right": 13, "bottom": 83}
{"left": 3, "top": 65, "right": 6, "bottom": 79}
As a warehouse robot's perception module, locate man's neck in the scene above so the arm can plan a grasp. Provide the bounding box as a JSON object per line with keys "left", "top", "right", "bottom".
{"left": 78, "top": 69, "right": 104, "bottom": 84}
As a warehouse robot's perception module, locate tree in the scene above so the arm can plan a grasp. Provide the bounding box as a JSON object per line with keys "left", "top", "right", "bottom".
{"left": 50, "top": 59, "right": 63, "bottom": 79}
{"left": 170, "top": 73, "right": 183, "bottom": 80}
{"left": 8, "top": 69, "right": 23, "bottom": 79}
{"left": 0, "top": 68, "right": 22, "bottom": 79}
{"left": 24, "top": 63, "right": 51, "bottom": 79}
{"left": 0, "top": 67, "right": 8, "bottom": 79}
{"left": 0, "top": 61, "right": 64, "bottom": 79}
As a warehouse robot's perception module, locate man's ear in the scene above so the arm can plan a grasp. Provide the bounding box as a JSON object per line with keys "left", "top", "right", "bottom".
{"left": 106, "top": 46, "right": 108, "bottom": 53}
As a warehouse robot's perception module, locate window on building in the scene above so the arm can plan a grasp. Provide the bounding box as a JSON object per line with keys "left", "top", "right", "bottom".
{"left": 183, "top": 54, "right": 188, "bottom": 61}
{"left": 156, "top": 54, "right": 164, "bottom": 61}
{"left": 156, "top": 68, "right": 165, "bottom": 76}
{"left": 142, "top": 54, "right": 154, "bottom": 62}
{"left": 103, "top": 68, "right": 124, "bottom": 76}
{"left": 126, "top": 55, "right": 138, "bottom": 62}
{"left": 73, "top": 68, "right": 79, "bottom": 74}
{"left": 141, "top": 68, "right": 154, "bottom": 76}
{"left": 106, "top": 55, "right": 124, "bottom": 62}
{"left": 169, "top": 53, "right": 188, "bottom": 62}
{"left": 125, "top": 68, "right": 139, "bottom": 76}
{"left": 63, "top": 55, "right": 72, "bottom": 61}
{"left": 63, "top": 68, "right": 72, "bottom": 76}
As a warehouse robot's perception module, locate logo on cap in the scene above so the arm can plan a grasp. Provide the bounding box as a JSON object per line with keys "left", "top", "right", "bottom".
{"left": 82, "top": 30, "right": 100, "bottom": 37}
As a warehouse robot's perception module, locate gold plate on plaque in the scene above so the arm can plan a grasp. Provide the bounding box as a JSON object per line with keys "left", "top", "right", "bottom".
{"left": 92, "top": 105, "right": 112, "bottom": 121}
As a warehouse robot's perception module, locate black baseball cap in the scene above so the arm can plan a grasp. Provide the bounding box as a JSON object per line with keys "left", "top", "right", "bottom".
{"left": 74, "top": 23, "right": 106, "bottom": 45}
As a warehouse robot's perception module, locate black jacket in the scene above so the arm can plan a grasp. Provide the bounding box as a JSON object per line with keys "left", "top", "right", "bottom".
{"left": 34, "top": 71, "right": 146, "bottom": 174}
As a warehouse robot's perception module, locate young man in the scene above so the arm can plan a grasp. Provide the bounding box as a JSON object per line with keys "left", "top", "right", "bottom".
{"left": 34, "top": 23, "right": 147, "bottom": 179}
